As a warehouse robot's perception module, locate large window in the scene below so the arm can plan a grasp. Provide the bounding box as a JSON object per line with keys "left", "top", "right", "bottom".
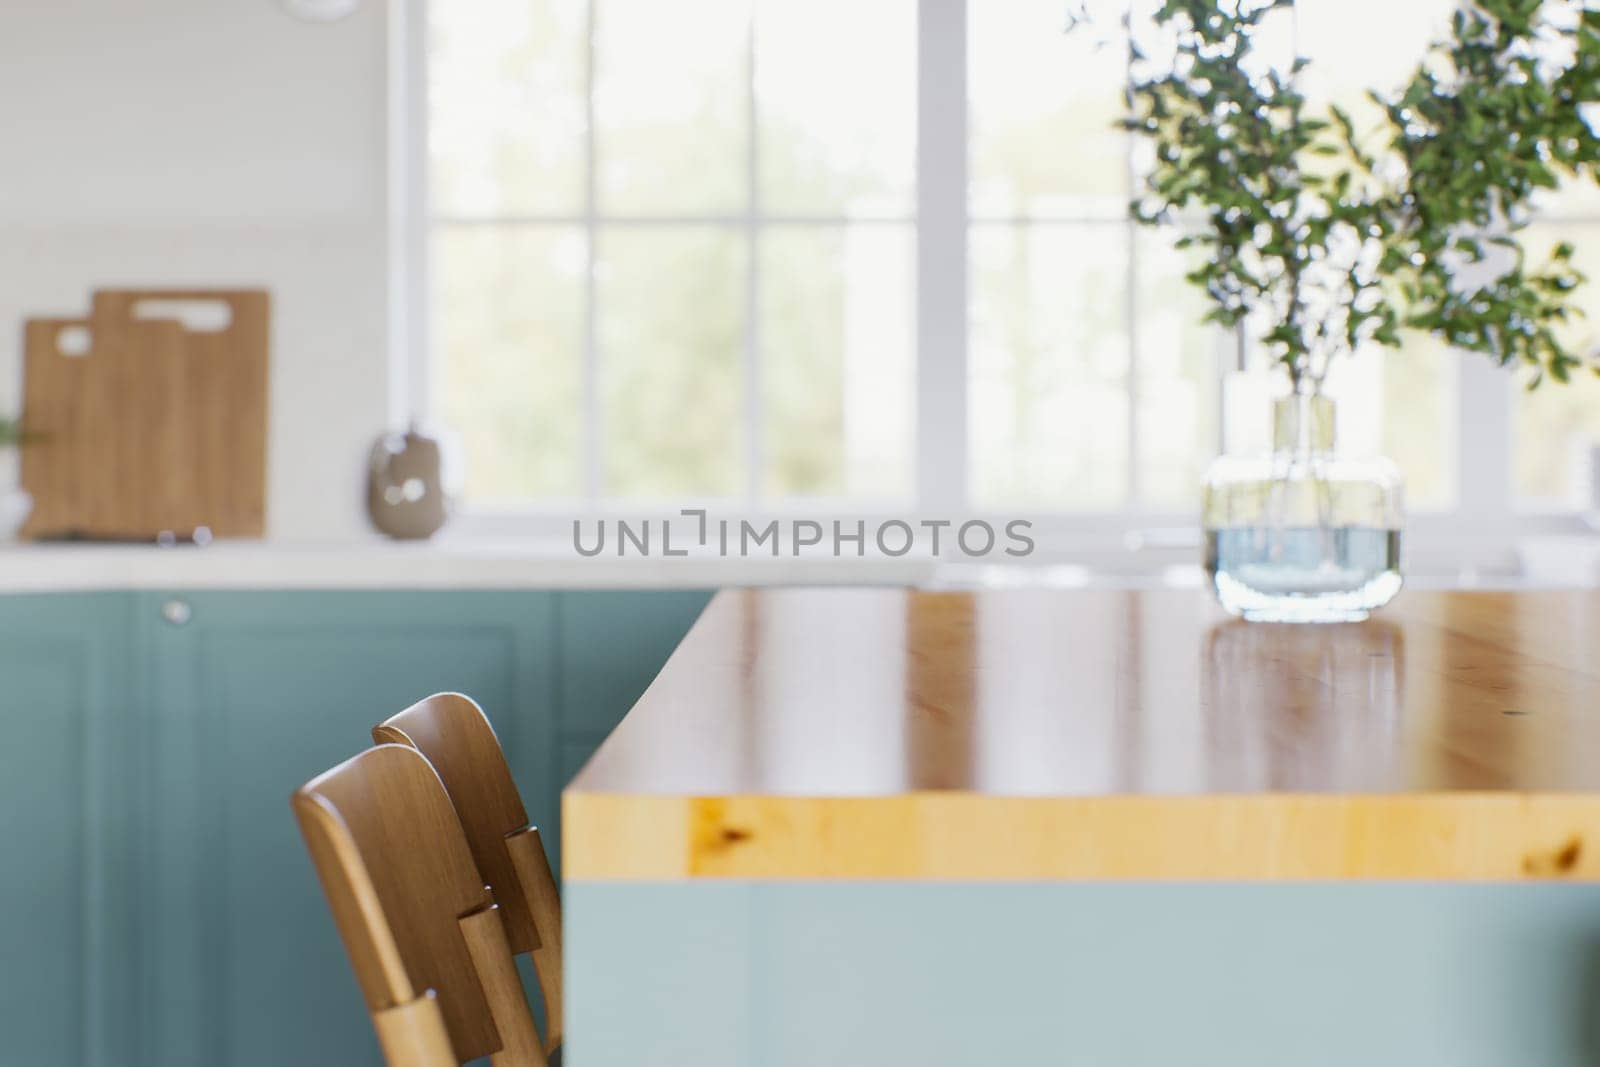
{"left": 421, "top": 0, "right": 1600, "bottom": 562}
{"left": 428, "top": 0, "right": 916, "bottom": 507}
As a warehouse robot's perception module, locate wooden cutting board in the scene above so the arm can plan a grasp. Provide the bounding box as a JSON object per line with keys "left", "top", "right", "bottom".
{"left": 20, "top": 289, "right": 269, "bottom": 540}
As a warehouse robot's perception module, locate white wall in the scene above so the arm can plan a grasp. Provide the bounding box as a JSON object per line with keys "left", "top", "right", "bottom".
{"left": 0, "top": 0, "right": 393, "bottom": 540}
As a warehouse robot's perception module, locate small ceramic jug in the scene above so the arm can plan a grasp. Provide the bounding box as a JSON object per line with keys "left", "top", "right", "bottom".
{"left": 367, "top": 425, "right": 449, "bottom": 540}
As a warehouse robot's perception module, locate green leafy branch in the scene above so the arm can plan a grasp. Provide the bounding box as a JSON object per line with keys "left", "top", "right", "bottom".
{"left": 1092, "top": 0, "right": 1600, "bottom": 388}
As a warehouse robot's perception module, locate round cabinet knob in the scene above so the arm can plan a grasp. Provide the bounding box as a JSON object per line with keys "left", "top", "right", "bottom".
{"left": 162, "top": 599, "right": 193, "bottom": 627}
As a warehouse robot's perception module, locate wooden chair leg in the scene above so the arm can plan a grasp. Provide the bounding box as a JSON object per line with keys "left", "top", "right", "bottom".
{"left": 506, "top": 825, "right": 564, "bottom": 1053}
{"left": 372, "top": 991, "right": 457, "bottom": 1067}
{"left": 460, "top": 903, "right": 548, "bottom": 1067}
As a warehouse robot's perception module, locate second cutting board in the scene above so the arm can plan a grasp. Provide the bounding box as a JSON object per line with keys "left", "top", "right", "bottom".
{"left": 20, "top": 289, "right": 270, "bottom": 540}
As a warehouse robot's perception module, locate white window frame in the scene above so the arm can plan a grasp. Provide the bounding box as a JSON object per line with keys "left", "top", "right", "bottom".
{"left": 395, "top": 0, "right": 1595, "bottom": 574}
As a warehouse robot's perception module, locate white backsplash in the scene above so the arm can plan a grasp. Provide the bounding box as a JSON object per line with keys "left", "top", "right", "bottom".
{"left": 0, "top": 0, "right": 394, "bottom": 542}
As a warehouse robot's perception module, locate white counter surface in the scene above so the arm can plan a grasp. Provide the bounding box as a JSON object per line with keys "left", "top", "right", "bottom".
{"left": 0, "top": 536, "right": 1587, "bottom": 593}
{"left": 0, "top": 538, "right": 945, "bottom": 592}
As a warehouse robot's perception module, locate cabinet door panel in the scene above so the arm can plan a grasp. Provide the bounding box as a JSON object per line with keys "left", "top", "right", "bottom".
{"left": 142, "top": 591, "right": 556, "bottom": 1067}
{"left": 212, "top": 627, "right": 515, "bottom": 1065}
{"left": 0, "top": 593, "right": 133, "bottom": 1067}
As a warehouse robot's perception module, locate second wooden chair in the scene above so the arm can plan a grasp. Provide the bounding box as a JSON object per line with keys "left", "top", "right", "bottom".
{"left": 374, "top": 693, "right": 564, "bottom": 1056}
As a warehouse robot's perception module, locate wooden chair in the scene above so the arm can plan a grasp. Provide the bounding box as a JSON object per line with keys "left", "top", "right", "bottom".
{"left": 374, "top": 693, "right": 564, "bottom": 1056}
{"left": 292, "top": 744, "right": 548, "bottom": 1066}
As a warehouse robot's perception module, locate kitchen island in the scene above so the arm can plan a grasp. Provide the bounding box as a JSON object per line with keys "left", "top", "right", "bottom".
{"left": 564, "top": 588, "right": 1600, "bottom": 1066}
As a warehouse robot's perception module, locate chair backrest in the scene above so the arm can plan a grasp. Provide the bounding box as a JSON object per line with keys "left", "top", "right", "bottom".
{"left": 373, "top": 694, "right": 539, "bottom": 950}
{"left": 373, "top": 694, "right": 564, "bottom": 1053}
{"left": 293, "top": 744, "right": 545, "bottom": 1066}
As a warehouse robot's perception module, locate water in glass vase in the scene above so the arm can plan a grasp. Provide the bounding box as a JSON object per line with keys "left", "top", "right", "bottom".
{"left": 1206, "top": 526, "right": 1402, "bottom": 623}
{"left": 1202, "top": 391, "right": 1404, "bottom": 622}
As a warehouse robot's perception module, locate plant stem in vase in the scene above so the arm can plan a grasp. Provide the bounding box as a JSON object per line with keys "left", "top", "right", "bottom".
{"left": 1204, "top": 387, "right": 1403, "bottom": 622}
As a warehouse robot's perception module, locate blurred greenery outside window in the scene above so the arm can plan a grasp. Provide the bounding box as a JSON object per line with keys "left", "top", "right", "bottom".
{"left": 428, "top": 0, "right": 1600, "bottom": 529}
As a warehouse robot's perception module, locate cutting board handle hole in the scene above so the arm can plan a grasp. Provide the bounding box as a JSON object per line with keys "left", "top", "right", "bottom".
{"left": 56, "top": 325, "right": 92, "bottom": 358}
{"left": 132, "top": 299, "right": 233, "bottom": 333}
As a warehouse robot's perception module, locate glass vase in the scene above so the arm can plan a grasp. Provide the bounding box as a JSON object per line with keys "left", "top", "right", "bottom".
{"left": 1202, "top": 391, "right": 1403, "bottom": 622}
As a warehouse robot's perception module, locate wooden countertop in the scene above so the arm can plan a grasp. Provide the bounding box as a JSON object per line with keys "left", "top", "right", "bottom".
{"left": 564, "top": 588, "right": 1600, "bottom": 881}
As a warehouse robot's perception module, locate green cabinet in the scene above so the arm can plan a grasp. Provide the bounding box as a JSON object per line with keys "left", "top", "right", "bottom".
{"left": 0, "top": 594, "right": 136, "bottom": 1067}
{"left": 141, "top": 591, "right": 568, "bottom": 1067}
{"left": 0, "top": 587, "right": 710, "bottom": 1067}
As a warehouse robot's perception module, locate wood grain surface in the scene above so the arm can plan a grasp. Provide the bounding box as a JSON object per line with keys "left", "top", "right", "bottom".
{"left": 374, "top": 694, "right": 542, "bottom": 954}
{"left": 564, "top": 588, "right": 1600, "bottom": 881}
{"left": 294, "top": 745, "right": 506, "bottom": 1062}
{"left": 21, "top": 289, "right": 268, "bottom": 539}
{"left": 374, "top": 692, "right": 565, "bottom": 1055}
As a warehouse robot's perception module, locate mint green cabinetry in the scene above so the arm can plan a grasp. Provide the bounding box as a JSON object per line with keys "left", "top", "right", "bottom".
{"left": 0, "top": 594, "right": 136, "bottom": 1067}
{"left": 567, "top": 883, "right": 1600, "bottom": 1067}
{"left": 0, "top": 587, "right": 710, "bottom": 1067}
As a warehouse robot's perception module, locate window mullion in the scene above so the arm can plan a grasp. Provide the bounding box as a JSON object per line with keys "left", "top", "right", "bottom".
{"left": 583, "top": 0, "right": 602, "bottom": 502}
{"left": 1456, "top": 350, "right": 1514, "bottom": 567}
{"left": 744, "top": 3, "right": 763, "bottom": 508}
{"left": 917, "top": 0, "right": 969, "bottom": 514}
